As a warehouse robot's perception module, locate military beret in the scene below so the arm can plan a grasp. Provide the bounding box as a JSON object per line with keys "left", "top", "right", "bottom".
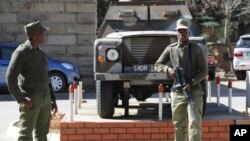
{"left": 24, "top": 21, "right": 49, "bottom": 34}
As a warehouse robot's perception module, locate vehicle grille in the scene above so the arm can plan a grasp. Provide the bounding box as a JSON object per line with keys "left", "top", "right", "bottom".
{"left": 123, "top": 36, "right": 172, "bottom": 65}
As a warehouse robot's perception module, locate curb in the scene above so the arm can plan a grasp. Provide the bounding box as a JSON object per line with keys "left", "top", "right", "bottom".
{"left": 6, "top": 121, "right": 60, "bottom": 141}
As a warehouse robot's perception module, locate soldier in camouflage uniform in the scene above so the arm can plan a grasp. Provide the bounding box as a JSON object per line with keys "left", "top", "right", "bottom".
{"left": 6, "top": 21, "right": 58, "bottom": 141}
{"left": 155, "top": 19, "right": 207, "bottom": 141}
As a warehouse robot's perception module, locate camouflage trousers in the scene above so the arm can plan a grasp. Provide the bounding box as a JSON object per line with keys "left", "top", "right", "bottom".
{"left": 18, "top": 91, "right": 51, "bottom": 141}
{"left": 170, "top": 88, "right": 203, "bottom": 141}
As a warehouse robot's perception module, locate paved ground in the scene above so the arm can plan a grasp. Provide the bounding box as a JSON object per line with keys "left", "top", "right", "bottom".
{"left": 1, "top": 79, "right": 250, "bottom": 140}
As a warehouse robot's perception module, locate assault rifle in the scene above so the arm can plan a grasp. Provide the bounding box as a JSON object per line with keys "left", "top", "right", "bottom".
{"left": 175, "top": 66, "right": 196, "bottom": 120}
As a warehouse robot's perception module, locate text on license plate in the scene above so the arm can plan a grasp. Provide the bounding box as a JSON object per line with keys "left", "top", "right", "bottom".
{"left": 133, "top": 65, "right": 154, "bottom": 72}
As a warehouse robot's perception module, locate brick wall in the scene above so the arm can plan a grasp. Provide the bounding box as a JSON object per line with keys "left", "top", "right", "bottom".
{"left": 60, "top": 119, "right": 250, "bottom": 141}
{"left": 0, "top": 0, "right": 96, "bottom": 88}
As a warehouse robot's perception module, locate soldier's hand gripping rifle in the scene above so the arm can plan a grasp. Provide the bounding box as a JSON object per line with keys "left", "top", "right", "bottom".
{"left": 175, "top": 67, "right": 196, "bottom": 121}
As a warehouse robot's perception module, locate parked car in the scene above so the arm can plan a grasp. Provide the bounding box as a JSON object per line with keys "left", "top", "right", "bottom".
{"left": 0, "top": 43, "right": 82, "bottom": 93}
{"left": 233, "top": 34, "right": 250, "bottom": 80}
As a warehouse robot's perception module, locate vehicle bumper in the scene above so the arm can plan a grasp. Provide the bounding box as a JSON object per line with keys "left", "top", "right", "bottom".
{"left": 95, "top": 72, "right": 174, "bottom": 85}
{"left": 233, "top": 60, "right": 250, "bottom": 70}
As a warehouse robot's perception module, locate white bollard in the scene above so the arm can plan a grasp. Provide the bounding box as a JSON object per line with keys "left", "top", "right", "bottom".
{"left": 158, "top": 84, "right": 164, "bottom": 121}
{"left": 207, "top": 76, "right": 211, "bottom": 102}
{"left": 78, "top": 81, "right": 83, "bottom": 108}
{"left": 73, "top": 82, "right": 78, "bottom": 114}
{"left": 228, "top": 80, "right": 232, "bottom": 113}
{"left": 165, "top": 92, "right": 170, "bottom": 102}
{"left": 216, "top": 76, "right": 221, "bottom": 107}
{"left": 68, "top": 84, "right": 74, "bottom": 121}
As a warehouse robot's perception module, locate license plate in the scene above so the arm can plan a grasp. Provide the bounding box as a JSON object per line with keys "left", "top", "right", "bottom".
{"left": 132, "top": 64, "right": 154, "bottom": 72}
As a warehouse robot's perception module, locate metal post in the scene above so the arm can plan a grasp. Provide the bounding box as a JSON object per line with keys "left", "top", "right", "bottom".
{"left": 216, "top": 76, "right": 221, "bottom": 107}
{"left": 246, "top": 71, "right": 250, "bottom": 113}
{"left": 228, "top": 79, "right": 232, "bottom": 113}
{"left": 78, "top": 81, "right": 83, "bottom": 108}
{"left": 68, "top": 84, "right": 74, "bottom": 121}
{"left": 158, "top": 84, "right": 164, "bottom": 120}
{"left": 207, "top": 75, "right": 211, "bottom": 102}
{"left": 73, "top": 82, "right": 78, "bottom": 114}
{"left": 165, "top": 92, "right": 170, "bottom": 102}
{"left": 123, "top": 81, "right": 130, "bottom": 117}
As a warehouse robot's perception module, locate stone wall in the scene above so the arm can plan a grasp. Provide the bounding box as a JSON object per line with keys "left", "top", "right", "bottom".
{"left": 0, "top": 0, "right": 97, "bottom": 89}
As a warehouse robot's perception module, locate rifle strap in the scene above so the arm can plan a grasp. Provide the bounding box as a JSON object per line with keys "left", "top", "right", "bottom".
{"left": 176, "top": 43, "right": 192, "bottom": 83}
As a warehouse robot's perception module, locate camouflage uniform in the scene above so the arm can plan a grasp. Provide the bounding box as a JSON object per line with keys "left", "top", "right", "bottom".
{"left": 155, "top": 42, "right": 207, "bottom": 141}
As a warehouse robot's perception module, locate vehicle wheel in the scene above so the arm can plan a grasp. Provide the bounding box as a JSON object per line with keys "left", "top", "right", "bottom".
{"left": 208, "top": 71, "right": 215, "bottom": 80}
{"left": 235, "top": 70, "right": 246, "bottom": 80}
{"left": 96, "top": 81, "right": 115, "bottom": 118}
{"left": 50, "top": 72, "right": 66, "bottom": 93}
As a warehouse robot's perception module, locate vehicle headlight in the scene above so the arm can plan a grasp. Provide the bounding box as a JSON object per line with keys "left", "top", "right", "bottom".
{"left": 106, "top": 48, "right": 119, "bottom": 61}
{"left": 61, "top": 63, "right": 74, "bottom": 70}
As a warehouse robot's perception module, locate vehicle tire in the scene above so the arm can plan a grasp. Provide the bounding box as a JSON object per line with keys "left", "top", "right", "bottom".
{"left": 235, "top": 70, "right": 246, "bottom": 80}
{"left": 96, "top": 81, "right": 115, "bottom": 118}
{"left": 50, "top": 72, "right": 66, "bottom": 93}
{"left": 209, "top": 71, "right": 215, "bottom": 80}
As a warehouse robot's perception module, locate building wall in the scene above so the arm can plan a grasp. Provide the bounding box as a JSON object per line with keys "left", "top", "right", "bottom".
{"left": 0, "top": 0, "right": 97, "bottom": 89}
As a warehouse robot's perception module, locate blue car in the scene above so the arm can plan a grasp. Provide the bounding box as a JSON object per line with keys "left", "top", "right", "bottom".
{"left": 0, "top": 43, "right": 82, "bottom": 93}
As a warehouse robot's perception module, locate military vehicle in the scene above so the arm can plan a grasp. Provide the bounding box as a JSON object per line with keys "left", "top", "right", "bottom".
{"left": 94, "top": 0, "right": 204, "bottom": 118}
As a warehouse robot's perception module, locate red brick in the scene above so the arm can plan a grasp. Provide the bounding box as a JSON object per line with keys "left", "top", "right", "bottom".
{"left": 102, "top": 134, "right": 117, "bottom": 140}
{"left": 85, "top": 134, "right": 101, "bottom": 140}
{"left": 151, "top": 133, "right": 168, "bottom": 139}
{"left": 167, "top": 121, "right": 174, "bottom": 127}
{"left": 143, "top": 127, "right": 160, "bottom": 133}
{"left": 60, "top": 122, "right": 68, "bottom": 128}
{"left": 102, "top": 122, "right": 119, "bottom": 127}
{"left": 235, "top": 119, "right": 250, "bottom": 125}
{"left": 203, "top": 133, "right": 218, "bottom": 138}
{"left": 94, "top": 128, "right": 109, "bottom": 133}
{"left": 85, "top": 122, "right": 102, "bottom": 128}
{"left": 167, "top": 133, "right": 175, "bottom": 139}
{"left": 218, "top": 133, "right": 229, "bottom": 139}
{"left": 161, "top": 127, "right": 174, "bottom": 133}
{"left": 60, "top": 135, "right": 68, "bottom": 141}
{"left": 60, "top": 129, "right": 76, "bottom": 134}
{"left": 135, "top": 122, "right": 151, "bottom": 127}
{"left": 119, "top": 122, "right": 134, "bottom": 127}
{"left": 217, "top": 120, "right": 234, "bottom": 126}
{"left": 202, "top": 120, "right": 218, "bottom": 126}
{"left": 151, "top": 121, "right": 168, "bottom": 127}
{"left": 127, "top": 127, "right": 142, "bottom": 133}
{"left": 226, "top": 126, "right": 230, "bottom": 132}
{"left": 110, "top": 128, "right": 126, "bottom": 133}
{"left": 118, "top": 134, "right": 134, "bottom": 139}
{"left": 202, "top": 126, "right": 209, "bottom": 132}
{"left": 68, "top": 122, "right": 84, "bottom": 128}
{"left": 77, "top": 128, "right": 92, "bottom": 134}
{"left": 210, "top": 126, "right": 227, "bottom": 132}
{"left": 68, "top": 135, "right": 84, "bottom": 140}
{"left": 210, "top": 139, "right": 227, "bottom": 141}
{"left": 134, "top": 134, "right": 151, "bottom": 139}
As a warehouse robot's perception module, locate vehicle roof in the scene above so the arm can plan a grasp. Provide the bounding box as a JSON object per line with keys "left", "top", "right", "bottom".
{"left": 240, "top": 34, "right": 250, "bottom": 38}
{"left": 189, "top": 36, "right": 205, "bottom": 40}
{"left": 106, "top": 31, "right": 177, "bottom": 39}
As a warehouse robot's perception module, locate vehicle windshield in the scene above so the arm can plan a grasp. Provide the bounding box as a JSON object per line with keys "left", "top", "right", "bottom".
{"left": 237, "top": 38, "right": 250, "bottom": 48}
